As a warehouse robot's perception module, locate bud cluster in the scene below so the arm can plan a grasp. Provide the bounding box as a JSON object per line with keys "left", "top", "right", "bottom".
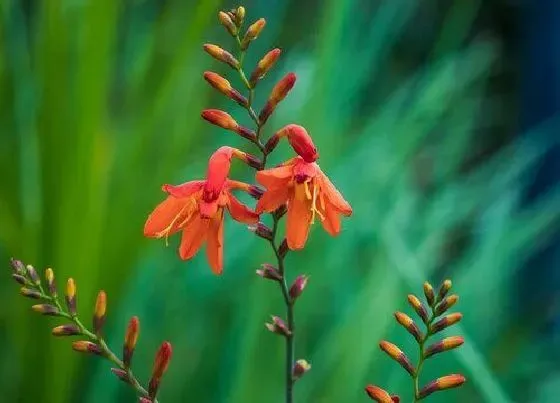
{"left": 365, "top": 279, "right": 466, "bottom": 402}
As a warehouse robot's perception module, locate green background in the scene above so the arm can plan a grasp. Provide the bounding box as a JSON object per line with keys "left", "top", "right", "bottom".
{"left": 1, "top": 0, "right": 559, "bottom": 402}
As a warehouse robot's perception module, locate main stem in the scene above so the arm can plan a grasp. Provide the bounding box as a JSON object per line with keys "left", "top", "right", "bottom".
{"left": 234, "top": 35, "right": 294, "bottom": 403}
{"left": 412, "top": 307, "right": 436, "bottom": 403}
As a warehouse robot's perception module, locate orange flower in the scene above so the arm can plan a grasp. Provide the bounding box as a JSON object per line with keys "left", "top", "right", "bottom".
{"left": 256, "top": 127, "right": 351, "bottom": 249}
{"left": 144, "top": 147, "right": 259, "bottom": 274}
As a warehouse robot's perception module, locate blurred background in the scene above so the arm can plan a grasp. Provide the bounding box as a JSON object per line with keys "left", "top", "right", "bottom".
{"left": 1, "top": 0, "right": 559, "bottom": 402}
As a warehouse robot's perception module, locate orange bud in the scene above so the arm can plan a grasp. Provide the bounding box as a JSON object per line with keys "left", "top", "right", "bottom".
{"left": 379, "top": 341, "right": 415, "bottom": 376}
{"left": 234, "top": 6, "right": 245, "bottom": 26}
{"left": 259, "top": 73, "right": 297, "bottom": 124}
{"left": 66, "top": 278, "right": 77, "bottom": 315}
{"left": 201, "top": 109, "right": 238, "bottom": 130}
{"left": 394, "top": 312, "right": 423, "bottom": 343}
{"left": 203, "top": 71, "right": 248, "bottom": 106}
{"left": 32, "top": 304, "right": 59, "bottom": 316}
{"left": 93, "top": 290, "right": 107, "bottom": 334}
{"left": 423, "top": 281, "right": 435, "bottom": 307}
{"left": 124, "top": 316, "right": 140, "bottom": 367}
{"left": 148, "top": 341, "right": 173, "bottom": 399}
{"left": 203, "top": 44, "right": 239, "bottom": 69}
{"left": 418, "top": 374, "right": 466, "bottom": 399}
{"left": 407, "top": 294, "right": 429, "bottom": 324}
{"left": 437, "top": 279, "right": 453, "bottom": 303}
{"left": 241, "top": 18, "right": 266, "bottom": 50}
{"left": 435, "top": 294, "right": 459, "bottom": 316}
{"left": 218, "top": 11, "right": 237, "bottom": 36}
{"left": 72, "top": 341, "right": 102, "bottom": 355}
{"left": 430, "top": 312, "right": 463, "bottom": 334}
{"left": 424, "top": 336, "right": 464, "bottom": 358}
{"left": 249, "top": 48, "right": 282, "bottom": 86}
{"left": 365, "top": 385, "right": 393, "bottom": 403}
{"left": 52, "top": 324, "right": 81, "bottom": 336}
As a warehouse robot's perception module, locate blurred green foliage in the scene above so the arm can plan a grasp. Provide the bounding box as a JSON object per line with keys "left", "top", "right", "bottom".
{"left": 1, "top": 0, "right": 559, "bottom": 402}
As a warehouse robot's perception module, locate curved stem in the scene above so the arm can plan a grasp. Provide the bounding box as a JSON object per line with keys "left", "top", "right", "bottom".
{"left": 412, "top": 307, "right": 436, "bottom": 402}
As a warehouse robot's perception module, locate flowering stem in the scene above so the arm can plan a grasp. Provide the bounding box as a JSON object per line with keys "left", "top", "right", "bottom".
{"left": 28, "top": 287, "right": 155, "bottom": 402}
{"left": 412, "top": 307, "right": 436, "bottom": 402}
{"left": 233, "top": 36, "right": 294, "bottom": 403}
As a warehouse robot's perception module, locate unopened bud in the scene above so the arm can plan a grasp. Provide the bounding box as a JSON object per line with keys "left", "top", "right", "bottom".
{"left": 124, "top": 316, "right": 140, "bottom": 368}
{"left": 248, "top": 185, "right": 264, "bottom": 200}
{"left": 379, "top": 341, "right": 415, "bottom": 377}
{"left": 139, "top": 398, "right": 152, "bottom": 403}
{"left": 234, "top": 6, "right": 245, "bottom": 26}
{"left": 45, "top": 268, "right": 57, "bottom": 297}
{"left": 407, "top": 294, "right": 429, "bottom": 324}
{"left": 424, "top": 336, "right": 464, "bottom": 358}
{"left": 259, "top": 73, "right": 297, "bottom": 125}
{"left": 218, "top": 11, "right": 237, "bottom": 36}
{"left": 278, "top": 239, "right": 289, "bottom": 259}
{"left": 265, "top": 315, "right": 291, "bottom": 337}
{"left": 249, "top": 48, "right": 282, "bottom": 87}
{"left": 52, "top": 324, "right": 81, "bottom": 336}
{"left": 203, "top": 72, "right": 248, "bottom": 107}
{"left": 264, "top": 133, "right": 280, "bottom": 154}
{"left": 277, "top": 124, "right": 318, "bottom": 163}
{"left": 430, "top": 313, "right": 463, "bottom": 334}
{"left": 111, "top": 368, "right": 130, "bottom": 384}
{"left": 20, "top": 287, "right": 41, "bottom": 299}
{"left": 249, "top": 222, "right": 273, "bottom": 241}
{"left": 66, "top": 278, "right": 77, "bottom": 316}
{"left": 435, "top": 294, "right": 459, "bottom": 316}
{"left": 365, "top": 385, "right": 393, "bottom": 403}
{"left": 394, "top": 312, "right": 423, "bottom": 343}
{"left": 72, "top": 341, "right": 102, "bottom": 356}
{"left": 292, "top": 359, "right": 311, "bottom": 380}
{"left": 32, "top": 304, "right": 59, "bottom": 316}
{"left": 12, "top": 274, "right": 26, "bottom": 285}
{"left": 201, "top": 109, "right": 238, "bottom": 131}
{"left": 93, "top": 290, "right": 107, "bottom": 334}
{"left": 418, "top": 374, "right": 466, "bottom": 399}
{"left": 437, "top": 280, "right": 452, "bottom": 303}
{"left": 289, "top": 275, "right": 309, "bottom": 301}
{"left": 423, "top": 282, "right": 435, "bottom": 307}
{"left": 203, "top": 44, "right": 239, "bottom": 69}
{"left": 10, "top": 258, "right": 25, "bottom": 275}
{"left": 26, "top": 265, "right": 40, "bottom": 286}
{"left": 149, "top": 341, "right": 173, "bottom": 399}
{"left": 273, "top": 204, "right": 288, "bottom": 219}
{"left": 241, "top": 18, "right": 266, "bottom": 50}
{"left": 256, "top": 263, "right": 282, "bottom": 281}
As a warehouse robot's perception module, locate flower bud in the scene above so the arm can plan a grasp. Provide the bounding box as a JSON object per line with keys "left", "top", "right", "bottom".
{"left": 379, "top": 341, "right": 415, "bottom": 377}
{"left": 365, "top": 385, "right": 393, "bottom": 403}
{"left": 234, "top": 7, "right": 245, "bottom": 26}
{"left": 394, "top": 312, "right": 423, "bottom": 343}
{"left": 149, "top": 341, "right": 173, "bottom": 399}
{"left": 276, "top": 124, "right": 318, "bottom": 163}
{"left": 437, "top": 279, "right": 452, "bottom": 303}
{"left": 241, "top": 18, "right": 266, "bottom": 50}
{"left": 32, "top": 304, "right": 59, "bottom": 316}
{"left": 259, "top": 73, "right": 297, "bottom": 125}
{"left": 66, "top": 278, "right": 77, "bottom": 316}
{"left": 264, "top": 132, "right": 280, "bottom": 155}
{"left": 430, "top": 313, "right": 463, "bottom": 334}
{"left": 203, "top": 72, "right": 248, "bottom": 107}
{"left": 139, "top": 398, "right": 152, "bottom": 403}
{"left": 111, "top": 368, "right": 130, "bottom": 384}
{"left": 247, "top": 185, "right": 264, "bottom": 200}
{"left": 256, "top": 263, "right": 282, "bottom": 281}
{"left": 12, "top": 274, "right": 26, "bottom": 285}
{"left": 201, "top": 109, "right": 238, "bottom": 131}
{"left": 278, "top": 239, "right": 289, "bottom": 259}
{"left": 45, "top": 268, "right": 57, "bottom": 297}
{"left": 249, "top": 48, "right": 282, "bottom": 87}
{"left": 435, "top": 294, "right": 459, "bottom": 316}
{"left": 218, "top": 11, "right": 237, "bottom": 36}
{"left": 124, "top": 316, "right": 140, "bottom": 368}
{"left": 289, "top": 275, "right": 309, "bottom": 301}
{"left": 232, "top": 149, "right": 262, "bottom": 169}
{"left": 292, "top": 359, "right": 311, "bottom": 380}
{"left": 52, "top": 324, "right": 81, "bottom": 336}
{"left": 249, "top": 222, "right": 274, "bottom": 241}
{"left": 93, "top": 290, "right": 107, "bottom": 334}
{"left": 10, "top": 258, "right": 25, "bottom": 275}
{"left": 26, "top": 265, "right": 40, "bottom": 286}
{"left": 424, "top": 336, "right": 464, "bottom": 358}
{"left": 20, "top": 287, "right": 41, "bottom": 299}
{"left": 72, "top": 341, "right": 102, "bottom": 356}
{"left": 203, "top": 44, "right": 239, "bottom": 69}
{"left": 265, "top": 315, "right": 291, "bottom": 337}
{"left": 423, "top": 281, "right": 435, "bottom": 307}
{"left": 418, "top": 374, "right": 466, "bottom": 399}
{"left": 273, "top": 204, "right": 288, "bottom": 219}
{"left": 407, "top": 294, "right": 429, "bottom": 324}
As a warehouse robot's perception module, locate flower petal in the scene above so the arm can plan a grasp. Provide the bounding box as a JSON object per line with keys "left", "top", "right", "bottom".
{"left": 227, "top": 193, "right": 259, "bottom": 224}
{"left": 319, "top": 171, "right": 352, "bottom": 215}
{"left": 206, "top": 212, "right": 224, "bottom": 274}
{"left": 256, "top": 186, "right": 289, "bottom": 213}
{"left": 286, "top": 195, "right": 312, "bottom": 250}
{"left": 256, "top": 164, "right": 293, "bottom": 189}
{"left": 162, "top": 181, "right": 204, "bottom": 198}
{"left": 199, "top": 199, "right": 219, "bottom": 219}
{"left": 144, "top": 196, "right": 195, "bottom": 238}
{"left": 179, "top": 215, "right": 210, "bottom": 260}
{"left": 320, "top": 199, "right": 341, "bottom": 236}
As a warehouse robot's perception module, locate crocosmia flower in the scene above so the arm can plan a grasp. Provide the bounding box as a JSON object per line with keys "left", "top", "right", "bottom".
{"left": 256, "top": 125, "right": 352, "bottom": 250}
{"left": 144, "top": 146, "right": 259, "bottom": 274}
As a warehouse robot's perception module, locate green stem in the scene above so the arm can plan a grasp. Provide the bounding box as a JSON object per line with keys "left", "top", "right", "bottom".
{"left": 412, "top": 307, "right": 436, "bottom": 402}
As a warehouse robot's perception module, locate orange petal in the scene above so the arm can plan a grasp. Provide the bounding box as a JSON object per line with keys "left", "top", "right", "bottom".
{"left": 227, "top": 193, "right": 259, "bottom": 224}
{"left": 206, "top": 212, "right": 224, "bottom": 274}
{"left": 144, "top": 196, "right": 194, "bottom": 238}
{"left": 179, "top": 215, "right": 210, "bottom": 260}
{"left": 205, "top": 146, "right": 234, "bottom": 198}
{"left": 320, "top": 200, "right": 341, "bottom": 236}
{"left": 319, "top": 171, "right": 352, "bottom": 215}
{"left": 163, "top": 181, "right": 204, "bottom": 197}
{"left": 256, "top": 186, "right": 289, "bottom": 213}
{"left": 286, "top": 195, "right": 312, "bottom": 250}
{"left": 256, "top": 164, "right": 293, "bottom": 189}
{"left": 199, "top": 199, "right": 219, "bottom": 219}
